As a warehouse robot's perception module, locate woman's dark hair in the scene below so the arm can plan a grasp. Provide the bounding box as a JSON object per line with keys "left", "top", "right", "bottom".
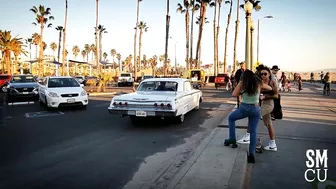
{"left": 241, "top": 70, "right": 262, "bottom": 96}
{"left": 258, "top": 65, "right": 272, "bottom": 81}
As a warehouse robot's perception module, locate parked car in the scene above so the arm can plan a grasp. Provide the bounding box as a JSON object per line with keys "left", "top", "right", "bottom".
{"left": 118, "top": 73, "right": 134, "bottom": 87}
{"left": 214, "top": 73, "right": 229, "bottom": 89}
{"left": 139, "top": 75, "right": 154, "bottom": 83}
{"left": 108, "top": 78, "right": 203, "bottom": 125}
{"left": 38, "top": 76, "right": 88, "bottom": 109}
{"left": 74, "top": 76, "right": 85, "bottom": 84}
{"left": 7, "top": 74, "right": 39, "bottom": 103}
{"left": 0, "top": 74, "right": 12, "bottom": 93}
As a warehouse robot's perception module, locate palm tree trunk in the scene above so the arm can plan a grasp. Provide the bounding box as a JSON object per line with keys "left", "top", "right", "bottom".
{"left": 35, "top": 45, "right": 38, "bottom": 60}
{"left": 138, "top": 31, "right": 142, "bottom": 72}
{"left": 216, "top": 2, "right": 221, "bottom": 75}
{"left": 39, "top": 25, "right": 44, "bottom": 76}
{"left": 195, "top": 4, "right": 206, "bottom": 69}
{"left": 233, "top": 0, "right": 240, "bottom": 73}
{"left": 223, "top": 0, "right": 233, "bottom": 73}
{"left": 99, "top": 33, "right": 103, "bottom": 72}
{"left": 185, "top": 12, "right": 190, "bottom": 71}
{"left": 164, "top": 0, "right": 170, "bottom": 76}
{"left": 5, "top": 52, "right": 11, "bottom": 74}
{"left": 57, "top": 31, "right": 62, "bottom": 62}
{"left": 190, "top": 9, "right": 195, "bottom": 68}
{"left": 62, "top": 0, "right": 68, "bottom": 76}
{"left": 213, "top": 2, "right": 217, "bottom": 75}
{"left": 134, "top": 0, "right": 140, "bottom": 79}
{"left": 95, "top": 0, "right": 100, "bottom": 73}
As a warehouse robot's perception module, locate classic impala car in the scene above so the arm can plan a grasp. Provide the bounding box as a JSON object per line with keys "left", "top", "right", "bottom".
{"left": 108, "top": 78, "right": 203, "bottom": 125}
{"left": 38, "top": 76, "right": 89, "bottom": 109}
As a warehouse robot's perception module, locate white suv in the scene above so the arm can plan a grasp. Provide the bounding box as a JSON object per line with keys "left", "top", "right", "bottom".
{"left": 118, "top": 73, "right": 134, "bottom": 87}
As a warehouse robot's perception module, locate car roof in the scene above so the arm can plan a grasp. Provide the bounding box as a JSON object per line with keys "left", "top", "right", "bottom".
{"left": 12, "top": 74, "right": 34, "bottom": 76}
{"left": 142, "top": 78, "right": 188, "bottom": 82}
{"left": 48, "top": 76, "right": 73, "bottom": 79}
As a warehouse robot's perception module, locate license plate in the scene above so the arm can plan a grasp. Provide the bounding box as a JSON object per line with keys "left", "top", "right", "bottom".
{"left": 135, "top": 110, "right": 147, "bottom": 117}
{"left": 22, "top": 92, "right": 29, "bottom": 95}
{"left": 67, "top": 98, "right": 75, "bottom": 103}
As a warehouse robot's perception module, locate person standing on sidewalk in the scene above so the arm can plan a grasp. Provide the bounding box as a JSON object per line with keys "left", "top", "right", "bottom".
{"left": 234, "top": 62, "right": 246, "bottom": 108}
{"left": 224, "top": 70, "right": 272, "bottom": 163}
{"left": 323, "top": 72, "right": 331, "bottom": 94}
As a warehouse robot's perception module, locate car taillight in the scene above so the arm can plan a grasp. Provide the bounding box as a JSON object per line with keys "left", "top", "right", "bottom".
{"left": 160, "top": 103, "right": 164, "bottom": 107}
{"left": 154, "top": 103, "right": 158, "bottom": 107}
{"left": 119, "top": 102, "right": 122, "bottom": 105}
{"left": 113, "top": 102, "right": 117, "bottom": 105}
{"left": 167, "top": 103, "right": 172, "bottom": 108}
{"left": 124, "top": 102, "right": 128, "bottom": 106}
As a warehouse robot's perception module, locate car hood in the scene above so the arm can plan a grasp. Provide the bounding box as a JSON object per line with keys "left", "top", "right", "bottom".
{"left": 113, "top": 91, "right": 178, "bottom": 102}
{"left": 47, "top": 87, "right": 84, "bottom": 94}
{"left": 9, "top": 82, "right": 38, "bottom": 88}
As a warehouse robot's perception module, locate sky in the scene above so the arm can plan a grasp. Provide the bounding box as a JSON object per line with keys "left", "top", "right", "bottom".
{"left": 1, "top": 0, "right": 336, "bottom": 72}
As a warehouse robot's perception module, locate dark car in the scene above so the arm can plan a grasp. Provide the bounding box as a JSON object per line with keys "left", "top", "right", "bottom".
{"left": 0, "top": 74, "right": 12, "bottom": 93}
{"left": 7, "top": 74, "right": 39, "bottom": 103}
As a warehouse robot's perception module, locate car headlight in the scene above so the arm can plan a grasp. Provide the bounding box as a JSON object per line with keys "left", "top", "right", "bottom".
{"left": 80, "top": 90, "right": 87, "bottom": 96}
{"left": 48, "top": 92, "right": 59, "bottom": 97}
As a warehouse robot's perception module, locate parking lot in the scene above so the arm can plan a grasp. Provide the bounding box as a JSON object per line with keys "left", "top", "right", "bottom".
{"left": 0, "top": 86, "right": 234, "bottom": 189}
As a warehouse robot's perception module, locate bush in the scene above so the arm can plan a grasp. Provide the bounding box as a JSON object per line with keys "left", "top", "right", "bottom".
{"left": 97, "top": 72, "right": 114, "bottom": 92}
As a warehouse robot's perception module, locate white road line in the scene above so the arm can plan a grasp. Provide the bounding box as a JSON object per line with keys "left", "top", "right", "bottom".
{"left": 25, "top": 111, "right": 65, "bottom": 118}
{"left": 8, "top": 101, "right": 36, "bottom": 106}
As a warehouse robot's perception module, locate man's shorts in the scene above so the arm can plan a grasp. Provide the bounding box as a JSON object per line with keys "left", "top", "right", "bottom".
{"left": 261, "top": 100, "right": 274, "bottom": 126}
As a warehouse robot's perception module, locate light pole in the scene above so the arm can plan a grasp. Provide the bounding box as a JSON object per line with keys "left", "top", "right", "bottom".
{"left": 257, "top": 15, "right": 273, "bottom": 62}
{"left": 250, "top": 20, "right": 255, "bottom": 70}
{"left": 244, "top": 1, "right": 253, "bottom": 70}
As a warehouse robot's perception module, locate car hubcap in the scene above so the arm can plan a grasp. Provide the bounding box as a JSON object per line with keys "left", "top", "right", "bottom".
{"left": 2, "top": 86, "right": 7, "bottom": 92}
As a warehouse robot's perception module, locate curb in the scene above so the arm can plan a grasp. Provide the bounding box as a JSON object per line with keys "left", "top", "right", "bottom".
{"left": 88, "top": 92, "right": 116, "bottom": 96}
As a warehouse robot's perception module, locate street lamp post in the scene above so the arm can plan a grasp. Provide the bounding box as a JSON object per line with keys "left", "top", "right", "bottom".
{"left": 250, "top": 20, "right": 255, "bottom": 70}
{"left": 244, "top": 1, "right": 253, "bottom": 70}
{"left": 257, "top": 15, "right": 273, "bottom": 62}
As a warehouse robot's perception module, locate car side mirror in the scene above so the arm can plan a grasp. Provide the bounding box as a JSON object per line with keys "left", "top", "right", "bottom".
{"left": 80, "top": 84, "right": 84, "bottom": 87}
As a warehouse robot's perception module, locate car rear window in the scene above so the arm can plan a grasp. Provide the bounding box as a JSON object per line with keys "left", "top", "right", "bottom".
{"left": 0, "top": 75, "right": 9, "bottom": 80}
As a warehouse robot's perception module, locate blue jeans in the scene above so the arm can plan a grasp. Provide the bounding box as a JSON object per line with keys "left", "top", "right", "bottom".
{"left": 228, "top": 103, "right": 261, "bottom": 155}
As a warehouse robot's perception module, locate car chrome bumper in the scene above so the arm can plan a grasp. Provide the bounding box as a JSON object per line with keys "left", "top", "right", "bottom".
{"left": 108, "top": 107, "right": 177, "bottom": 117}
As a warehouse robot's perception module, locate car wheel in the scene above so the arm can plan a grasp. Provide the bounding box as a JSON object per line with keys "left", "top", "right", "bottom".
{"left": 82, "top": 105, "right": 88, "bottom": 109}
{"left": 175, "top": 114, "right": 185, "bottom": 124}
{"left": 194, "top": 98, "right": 200, "bottom": 110}
{"left": 2, "top": 85, "right": 7, "bottom": 93}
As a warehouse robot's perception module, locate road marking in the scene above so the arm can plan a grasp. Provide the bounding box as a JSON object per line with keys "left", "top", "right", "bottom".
{"left": 25, "top": 111, "right": 64, "bottom": 118}
{"left": 8, "top": 101, "right": 36, "bottom": 106}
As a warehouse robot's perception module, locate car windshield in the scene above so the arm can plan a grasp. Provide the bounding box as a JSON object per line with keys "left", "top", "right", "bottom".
{"left": 11, "top": 76, "right": 36, "bottom": 83}
{"left": 121, "top": 74, "right": 131, "bottom": 77}
{"left": 48, "top": 78, "right": 80, "bottom": 88}
{"left": 138, "top": 81, "right": 178, "bottom": 92}
{"left": 143, "top": 76, "right": 153, "bottom": 79}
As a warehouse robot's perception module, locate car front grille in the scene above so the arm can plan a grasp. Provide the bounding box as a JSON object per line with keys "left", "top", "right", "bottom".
{"left": 61, "top": 93, "right": 79, "bottom": 97}
{"left": 16, "top": 88, "right": 34, "bottom": 92}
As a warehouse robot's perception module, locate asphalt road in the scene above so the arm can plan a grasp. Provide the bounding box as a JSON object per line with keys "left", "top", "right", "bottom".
{"left": 0, "top": 86, "right": 234, "bottom": 189}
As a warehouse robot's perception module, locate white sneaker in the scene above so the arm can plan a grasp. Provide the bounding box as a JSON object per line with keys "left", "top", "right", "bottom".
{"left": 237, "top": 134, "right": 250, "bottom": 144}
{"left": 264, "top": 142, "right": 277, "bottom": 151}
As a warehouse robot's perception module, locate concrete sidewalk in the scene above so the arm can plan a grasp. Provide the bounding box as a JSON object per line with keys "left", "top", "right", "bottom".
{"left": 165, "top": 85, "right": 336, "bottom": 189}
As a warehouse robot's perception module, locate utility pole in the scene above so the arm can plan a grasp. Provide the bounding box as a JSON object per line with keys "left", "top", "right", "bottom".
{"left": 164, "top": 0, "right": 170, "bottom": 76}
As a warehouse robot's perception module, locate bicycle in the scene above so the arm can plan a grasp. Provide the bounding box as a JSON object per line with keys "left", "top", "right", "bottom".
{"left": 323, "top": 83, "right": 331, "bottom": 96}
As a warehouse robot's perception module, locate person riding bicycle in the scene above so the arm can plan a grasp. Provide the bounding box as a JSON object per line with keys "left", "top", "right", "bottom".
{"left": 323, "top": 72, "right": 331, "bottom": 93}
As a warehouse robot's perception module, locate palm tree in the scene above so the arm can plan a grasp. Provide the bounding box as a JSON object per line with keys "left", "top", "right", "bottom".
{"left": 55, "top": 26, "right": 64, "bottom": 62}
{"left": 223, "top": 0, "right": 232, "bottom": 73}
{"left": 195, "top": 0, "right": 212, "bottom": 69}
{"left": 25, "top": 38, "right": 33, "bottom": 60}
{"left": 151, "top": 55, "right": 158, "bottom": 76}
{"left": 50, "top": 42, "right": 57, "bottom": 57}
{"left": 195, "top": 16, "right": 209, "bottom": 68}
{"left": 95, "top": 0, "right": 99, "bottom": 73}
{"left": 190, "top": 1, "right": 200, "bottom": 65}
{"left": 110, "top": 48, "right": 116, "bottom": 68}
{"left": 72, "top": 45, "right": 80, "bottom": 74}
{"left": 81, "top": 50, "right": 86, "bottom": 61}
{"left": 210, "top": 0, "right": 217, "bottom": 75}
{"left": 95, "top": 25, "right": 107, "bottom": 68}
{"left": 62, "top": 0, "right": 68, "bottom": 76}
{"left": 134, "top": 0, "right": 143, "bottom": 79}
{"left": 84, "top": 44, "right": 91, "bottom": 62}
{"left": 137, "top": 21, "right": 148, "bottom": 73}
{"left": 13, "top": 42, "right": 28, "bottom": 74}
{"left": 177, "top": 0, "right": 192, "bottom": 71}
{"left": 90, "top": 44, "right": 95, "bottom": 63}
{"left": 30, "top": 5, "right": 54, "bottom": 76}
{"left": 0, "top": 30, "right": 26, "bottom": 74}
{"left": 116, "top": 53, "right": 122, "bottom": 71}
{"left": 103, "top": 52, "right": 108, "bottom": 61}
{"left": 32, "top": 33, "right": 41, "bottom": 59}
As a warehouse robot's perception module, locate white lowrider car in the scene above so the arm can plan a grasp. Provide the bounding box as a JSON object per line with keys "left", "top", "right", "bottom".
{"left": 108, "top": 78, "right": 203, "bottom": 124}
{"left": 38, "top": 76, "right": 89, "bottom": 109}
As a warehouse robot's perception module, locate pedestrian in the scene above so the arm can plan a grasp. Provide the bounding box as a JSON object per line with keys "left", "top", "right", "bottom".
{"left": 224, "top": 69, "right": 272, "bottom": 163}
{"left": 320, "top": 71, "right": 324, "bottom": 84}
{"left": 323, "top": 72, "right": 331, "bottom": 94}
{"left": 280, "top": 72, "right": 287, "bottom": 92}
{"left": 234, "top": 62, "right": 246, "bottom": 108}
{"left": 298, "top": 74, "right": 302, "bottom": 91}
